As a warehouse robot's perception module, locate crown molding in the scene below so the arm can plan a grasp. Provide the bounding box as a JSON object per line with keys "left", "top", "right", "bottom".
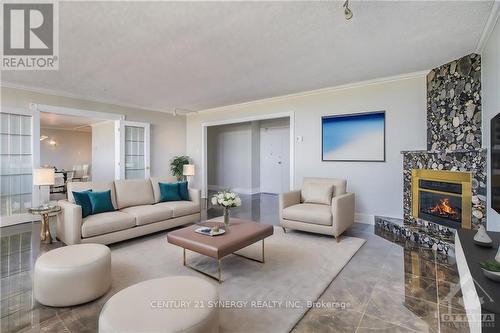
{"left": 3, "top": 70, "right": 428, "bottom": 118}
{"left": 190, "top": 70, "right": 428, "bottom": 116}
{"left": 475, "top": 1, "right": 500, "bottom": 53}
{"left": 1, "top": 81, "right": 179, "bottom": 115}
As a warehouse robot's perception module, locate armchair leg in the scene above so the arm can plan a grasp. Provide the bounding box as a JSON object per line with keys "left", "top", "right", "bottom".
{"left": 335, "top": 235, "right": 340, "bottom": 243}
{"left": 282, "top": 227, "right": 287, "bottom": 234}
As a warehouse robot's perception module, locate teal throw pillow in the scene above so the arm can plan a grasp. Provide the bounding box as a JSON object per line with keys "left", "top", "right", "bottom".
{"left": 178, "top": 181, "right": 189, "bottom": 201}
{"left": 72, "top": 190, "right": 93, "bottom": 218}
{"left": 88, "top": 190, "right": 115, "bottom": 215}
{"left": 159, "top": 182, "right": 181, "bottom": 202}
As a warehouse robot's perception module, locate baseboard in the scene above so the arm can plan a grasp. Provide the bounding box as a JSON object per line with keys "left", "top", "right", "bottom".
{"left": 355, "top": 213, "right": 375, "bottom": 225}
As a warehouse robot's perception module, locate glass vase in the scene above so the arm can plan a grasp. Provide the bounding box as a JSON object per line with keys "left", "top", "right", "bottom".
{"left": 223, "top": 207, "right": 230, "bottom": 228}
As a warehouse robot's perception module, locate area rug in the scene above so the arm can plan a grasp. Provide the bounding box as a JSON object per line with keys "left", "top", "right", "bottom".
{"left": 109, "top": 227, "right": 365, "bottom": 333}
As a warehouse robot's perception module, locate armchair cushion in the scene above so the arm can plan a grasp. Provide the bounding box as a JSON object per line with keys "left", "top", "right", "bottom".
{"left": 282, "top": 203, "right": 332, "bottom": 226}
{"left": 302, "top": 182, "right": 333, "bottom": 205}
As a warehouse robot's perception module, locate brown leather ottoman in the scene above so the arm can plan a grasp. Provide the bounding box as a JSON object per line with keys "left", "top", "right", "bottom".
{"left": 167, "top": 218, "right": 273, "bottom": 283}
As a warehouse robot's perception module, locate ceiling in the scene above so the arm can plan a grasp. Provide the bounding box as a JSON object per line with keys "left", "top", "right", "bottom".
{"left": 40, "top": 112, "right": 105, "bottom": 132}
{"left": 2, "top": 1, "right": 495, "bottom": 113}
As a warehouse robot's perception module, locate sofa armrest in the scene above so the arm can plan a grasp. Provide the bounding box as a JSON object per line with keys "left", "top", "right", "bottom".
{"left": 56, "top": 200, "right": 83, "bottom": 245}
{"left": 279, "top": 190, "right": 301, "bottom": 221}
{"left": 331, "top": 192, "right": 355, "bottom": 237}
{"left": 189, "top": 188, "right": 201, "bottom": 208}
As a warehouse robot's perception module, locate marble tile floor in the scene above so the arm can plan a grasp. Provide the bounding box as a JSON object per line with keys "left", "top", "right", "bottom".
{"left": 0, "top": 193, "right": 468, "bottom": 332}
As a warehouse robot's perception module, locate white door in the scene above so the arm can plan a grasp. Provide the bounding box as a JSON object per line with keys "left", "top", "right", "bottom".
{"left": 260, "top": 126, "right": 290, "bottom": 194}
{"left": 117, "top": 121, "right": 150, "bottom": 180}
{"left": 0, "top": 108, "right": 39, "bottom": 226}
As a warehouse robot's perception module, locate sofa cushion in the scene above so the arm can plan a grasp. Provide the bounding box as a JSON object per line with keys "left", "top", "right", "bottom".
{"left": 302, "top": 182, "right": 333, "bottom": 205}
{"left": 151, "top": 177, "right": 178, "bottom": 203}
{"left": 282, "top": 203, "right": 332, "bottom": 226}
{"left": 81, "top": 211, "right": 135, "bottom": 238}
{"left": 72, "top": 190, "right": 93, "bottom": 218}
{"left": 88, "top": 190, "right": 115, "bottom": 215}
{"left": 178, "top": 181, "right": 189, "bottom": 200}
{"left": 155, "top": 201, "right": 200, "bottom": 218}
{"left": 159, "top": 182, "right": 182, "bottom": 202}
{"left": 121, "top": 204, "right": 173, "bottom": 226}
{"left": 67, "top": 182, "right": 118, "bottom": 210}
{"left": 114, "top": 179, "right": 155, "bottom": 209}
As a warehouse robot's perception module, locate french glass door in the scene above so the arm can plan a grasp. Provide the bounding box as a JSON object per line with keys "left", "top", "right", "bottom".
{"left": 116, "top": 121, "right": 150, "bottom": 180}
{"left": 0, "top": 108, "right": 38, "bottom": 226}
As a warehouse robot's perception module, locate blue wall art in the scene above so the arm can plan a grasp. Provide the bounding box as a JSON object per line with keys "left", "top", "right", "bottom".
{"left": 322, "top": 111, "right": 385, "bottom": 162}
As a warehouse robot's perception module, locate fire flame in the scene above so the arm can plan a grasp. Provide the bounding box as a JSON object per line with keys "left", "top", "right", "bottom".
{"left": 429, "top": 198, "right": 457, "bottom": 216}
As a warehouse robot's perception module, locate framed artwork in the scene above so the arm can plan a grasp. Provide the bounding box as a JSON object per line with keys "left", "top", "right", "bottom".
{"left": 321, "top": 111, "right": 385, "bottom": 162}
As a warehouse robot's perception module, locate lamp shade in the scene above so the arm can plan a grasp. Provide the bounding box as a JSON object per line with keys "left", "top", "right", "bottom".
{"left": 183, "top": 164, "right": 195, "bottom": 176}
{"left": 33, "top": 168, "right": 55, "bottom": 186}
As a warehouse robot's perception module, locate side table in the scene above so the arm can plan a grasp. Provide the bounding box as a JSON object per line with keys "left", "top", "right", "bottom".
{"left": 28, "top": 205, "right": 62, "bottom": 244}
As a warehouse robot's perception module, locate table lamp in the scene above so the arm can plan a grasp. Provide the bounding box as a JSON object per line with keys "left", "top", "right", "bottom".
{"left": 183, "top": 164, "right": 195, "bottom": 186}
{"left": 33, "top": 168, "right": 55, "bottom": 207}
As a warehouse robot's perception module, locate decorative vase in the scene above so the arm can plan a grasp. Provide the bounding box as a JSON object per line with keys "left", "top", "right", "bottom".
{"left": 473, "top": 225, "right": 493, "bottom": 247}
{"left": 223, "top": 207, "right": 230, "bottom": 227}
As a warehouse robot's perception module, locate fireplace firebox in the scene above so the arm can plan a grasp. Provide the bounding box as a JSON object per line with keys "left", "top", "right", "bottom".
{"left": 411, "top": 169, "right": 472, "bottom": 229}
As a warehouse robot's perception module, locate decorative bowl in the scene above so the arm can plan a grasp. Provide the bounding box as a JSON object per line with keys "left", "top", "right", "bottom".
{"left": 481, "top": 268, "right": 500, "bottom": 282}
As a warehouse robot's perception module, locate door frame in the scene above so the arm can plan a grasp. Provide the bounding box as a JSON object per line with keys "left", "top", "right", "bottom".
{"left": 32, "top": 103, "right": 125, "bottom": 183}
{"left": 201, "top": 111, "right": 295, "bottom": 198}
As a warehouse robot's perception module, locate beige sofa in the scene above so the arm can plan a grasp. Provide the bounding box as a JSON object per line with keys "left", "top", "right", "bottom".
{"left": 279, "top": 177, "right": 355, "bottom": 242}
{"left": 57, "top": 177, "right": 201, "bottom": 245}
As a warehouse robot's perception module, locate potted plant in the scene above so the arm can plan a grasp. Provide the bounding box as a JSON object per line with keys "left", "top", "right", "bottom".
{"left": 211, "top": 190, "right": 242, "bottom": 227}
{"left": 170, "top": 156, "right": 190, "bottom": 181}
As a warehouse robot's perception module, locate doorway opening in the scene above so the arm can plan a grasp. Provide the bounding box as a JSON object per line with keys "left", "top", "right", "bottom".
{"left": 39, "top": 112, "right": 115, "bottom": 200}
{"left": 206, "top": 117, "right": 290, "bottom": 195}
{"left": 204, "top": 115, "right": 292, "bottom": 222}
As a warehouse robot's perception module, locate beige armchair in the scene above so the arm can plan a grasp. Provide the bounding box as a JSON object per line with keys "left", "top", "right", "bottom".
{"left": 279, "top": 177, "right": 355, "bottom": 242}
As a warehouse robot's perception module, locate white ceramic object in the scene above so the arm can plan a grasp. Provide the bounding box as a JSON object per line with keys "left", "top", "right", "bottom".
{"left": 496, "top": 246, "right": 500, "bottom": 264}
{"left": 195, "top": 227, "right": 226, "bottom": 237}
{"left": 482, "top": 268, "right": 500, "bottom": 282}
{"left": 473, "top": 225, "right": 493, "bottom": 247}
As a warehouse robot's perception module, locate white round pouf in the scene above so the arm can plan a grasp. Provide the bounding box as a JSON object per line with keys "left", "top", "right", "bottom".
{"left": 34, "top": 244, "right": 111, "bottom": 307}
{"left": 99, "top": 276, "right": 219, "bottom": 333}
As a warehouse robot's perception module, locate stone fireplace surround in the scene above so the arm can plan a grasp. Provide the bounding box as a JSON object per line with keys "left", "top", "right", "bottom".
{"left": 375, "top": 54, "right": 487, "bottom": 255}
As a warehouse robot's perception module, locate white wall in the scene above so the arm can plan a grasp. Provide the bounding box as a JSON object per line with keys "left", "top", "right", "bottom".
{"left": 482, "top": 14, "right": 500, "bottom": 231}
{"left": 187, "top": 75, "right": 427, "bottom": 220}
{"left": 91, "top": 122, "right": 115, "bottom": 182}
{"left": 40, "top": 128, "right": 91, "bottom": 170}
{"left": 1, "top": 87, "right": 186, "bottom": 179}
{"left": 207, "top": 122, "right": 254, "bottom": 193}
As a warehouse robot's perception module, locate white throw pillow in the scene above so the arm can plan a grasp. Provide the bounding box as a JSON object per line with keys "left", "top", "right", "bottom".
{"left": 302, "top": 182, "right": 334, "bottom": 205}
